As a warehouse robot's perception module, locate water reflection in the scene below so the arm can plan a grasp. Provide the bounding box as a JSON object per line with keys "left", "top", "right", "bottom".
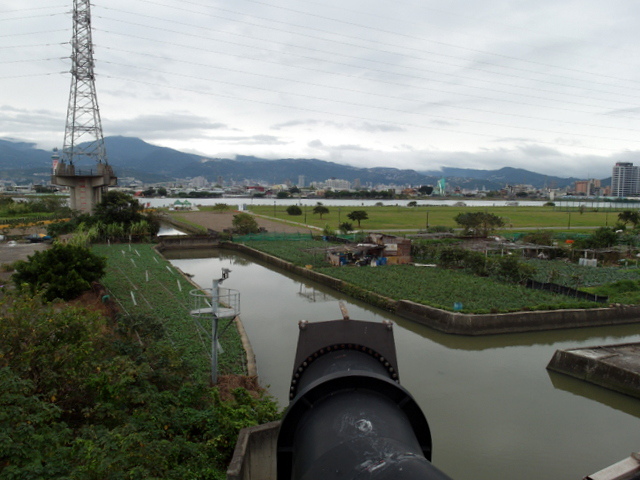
{"left": 166, "top": 247, "right": 640, "bottom": 480}
{"left": 547, "top": 370, "right": 640, "bottom": 419}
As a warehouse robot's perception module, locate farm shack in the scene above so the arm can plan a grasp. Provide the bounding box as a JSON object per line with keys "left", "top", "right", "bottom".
{"left": 325, "top": 234, "right": 412, "bottom": 266}
{"left": 368, "top": 233, "right": 412, "bottom": 264}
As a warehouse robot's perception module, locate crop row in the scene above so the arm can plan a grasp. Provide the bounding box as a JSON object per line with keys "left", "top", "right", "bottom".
{"left": 525, "top": 258, "right": 640, "bottom": 287}
{"left": 315, "top": 264, "right": 597, "bottom": 313}
{"left": 241, "top": 239, "right": 339, "bottom": 267}
{"left": 92, "top": 244, "right": 246, "bottom": 376}
{"left": 239, "top": 239, "right": 599, "bottom": 312}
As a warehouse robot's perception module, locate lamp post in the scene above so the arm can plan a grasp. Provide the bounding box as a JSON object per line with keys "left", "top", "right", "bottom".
{"left": 567, "top": 212, "right": 571, "bottom": 230}
{"left": 274, "top": 200, "right": 276, "bottom": 217}
{"left": 425, "top": 210, "right": 429, "bottom": 230}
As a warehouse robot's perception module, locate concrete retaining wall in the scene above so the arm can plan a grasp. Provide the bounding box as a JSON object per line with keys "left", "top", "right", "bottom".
{"left": 158, "top": 214, "right": 207, "bottom": 235}
{"left": 223, "top": 243, "right": 640, "bottom": 335}
{"left": 547, "top": 345, "right": 640, "bottom": 399}
{"left": 157, "top": 235, "right": 219, "bottom": 250}
{"left": 227, "top": 421, "right": 280, "bottom": 480}
{"left": 396, "top": 300, "right": 640, "bottom": 336}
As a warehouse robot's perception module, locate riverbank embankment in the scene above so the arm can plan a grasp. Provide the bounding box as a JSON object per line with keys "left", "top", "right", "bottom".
{"left": 221, "top": 242, "right": 640, "bottom": 336}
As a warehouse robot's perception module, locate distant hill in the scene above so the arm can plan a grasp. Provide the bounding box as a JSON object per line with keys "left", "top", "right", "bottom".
{"left": 0, "top": 136, "right": 592, "bottom": 189}
{"left": 419, "top": 166, "right": 580, "bottom": 189}
{"left": 0, "top": 139, "right": 51, "bottom": 169}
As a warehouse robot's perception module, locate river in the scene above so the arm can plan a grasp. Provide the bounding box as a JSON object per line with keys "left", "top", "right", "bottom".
{"left": 165, "top": 248, "right": 640, "bottom": 480}
{"left": 147, "top": 197, "right": 640, "bottom": 210}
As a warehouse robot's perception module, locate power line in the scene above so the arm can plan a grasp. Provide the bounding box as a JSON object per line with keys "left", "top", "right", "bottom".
{"left": 101, "top": 73, "right": 633, "bottom": 155}
{"left": 0, "top": 57, "right": 66, "bottom": 65}
{"left": 122, "top": 0, "right": 640, "bottom": 88}
{"left": 0, "top": 72, "right": 66, "bottom": 80}
{"left": 0, "top": 42, "right": 67, "bottom": 50}
{"left": 0, "top": 6, "right": 67, "bottom": 14}
{"left": 0, "top": 12, "right": 67, "bottom": 22}
{"left": 101, "top": 61, "right": 640, "bottom": 148}
{"left": 93, "top": 23, "right": 640, "bottom": 118}
{"left": 102, "top": 45, "right": 640, "bottom": 134}
{"left": 0, "top": 29, "right": 68, "bottom": 38}
{"left": 94, "top": 6, "right": 640, "bottom": 104}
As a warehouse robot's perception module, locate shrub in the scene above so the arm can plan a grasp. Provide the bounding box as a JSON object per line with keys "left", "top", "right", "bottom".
{"left": 232, "top": 213, "right": 260, "bottom": 234}
{"left": 286, "top": 205, "right": 302, "bottom": 216}
{"left": 13, "top": 243, "right": 106, "bottom": 301}
{"left": 338, "top": 222, "right": 353, "bottom": 234}
{"left": 522, "top": 230, "right": 554, "bottom": 246}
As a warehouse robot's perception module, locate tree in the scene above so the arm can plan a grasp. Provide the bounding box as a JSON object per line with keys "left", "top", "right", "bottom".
{"left": 407, "top": 201, "right": 418, "bottom": 207}
{"left": 276, "top": 191, "right": 290, "bottom": 199}
{"left": 212, "top": 203, "right": 231, "bottom": 212}
{"left": 286, "top": 205, "right": 302, "bottom": 216}
{"left": 339, "top": 222, "right": 353, "bottom": 234}
{"left": 418, "top": 185, "right": 433, "bottom": 195}
{"left": 13, "top": 244, "right": 106, "bottom": 301}
{"left": 347, "top": 210, "right": 368, "bottom": 227}
{"left": 618, "top": 210, "right": 640, "bottom": 227}
{"left": 454, "top": 212, "right": 504, "bottom": 237}
{"left": 579, "top": 227, "right": 618, "bottom": 249}
{"left": 313, "top": 205, "right": 330, "bottom": 219}
{"left": 232, "top": 213, "right": 260, "bottom": 234}
{"left": 93, "top": 191, "right": 144, "bottom": 225}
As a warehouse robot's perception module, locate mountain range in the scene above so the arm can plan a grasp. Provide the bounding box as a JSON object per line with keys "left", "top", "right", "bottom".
{"left": 0, "top": 136, "right": 601, "bottom": 190}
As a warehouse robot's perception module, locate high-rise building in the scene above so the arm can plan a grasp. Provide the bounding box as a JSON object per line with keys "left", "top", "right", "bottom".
{"left": 611, "top": 162, "right": 640, "bottom": 197}
{"left": 574, "top": 179, "right": 601, "bottom": 196}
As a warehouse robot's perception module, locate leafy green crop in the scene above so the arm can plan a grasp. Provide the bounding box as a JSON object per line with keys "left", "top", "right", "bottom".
{"left": 316, "top": 264, "right": 597, "bottom": 313}
{"left": 526, "top": 258, "right": 640, "bottom": 287}
{"left": 241, "top": 239, "right": 340, "bottom": 268}
{"left": 93, "top": 244, "right": 246, "bottom": 378}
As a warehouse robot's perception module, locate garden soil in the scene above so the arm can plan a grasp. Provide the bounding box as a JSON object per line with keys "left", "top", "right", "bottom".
{"left": 173, "top": 211, "right": 315, "bottom": 234}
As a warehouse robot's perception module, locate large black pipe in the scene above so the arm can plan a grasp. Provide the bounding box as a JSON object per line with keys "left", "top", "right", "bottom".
{"left": 277, "top": 319, "right": 454, "bottom": 480}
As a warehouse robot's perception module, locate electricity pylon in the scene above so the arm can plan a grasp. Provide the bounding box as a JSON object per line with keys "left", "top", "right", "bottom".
{"left": 52, "top": 0, "right": 116, "bottom": 213}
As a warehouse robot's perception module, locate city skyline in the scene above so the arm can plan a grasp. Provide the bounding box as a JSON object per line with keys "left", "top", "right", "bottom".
{"left": 2, "top": 0, "right": 640, "bottom": 179}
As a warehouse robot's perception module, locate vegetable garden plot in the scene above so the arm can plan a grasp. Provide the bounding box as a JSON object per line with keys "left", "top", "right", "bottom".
{"left": 93, "top": 244, "right": 246, "bottom": 376}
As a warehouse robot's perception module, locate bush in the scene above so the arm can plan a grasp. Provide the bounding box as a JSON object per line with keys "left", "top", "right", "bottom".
{"left": 338, "top": 222, "right": 353, "bottom": 234}
{"left": 522, "top": 230, "right": 555, "bottom": 246}
{"left": 0, "top": 292, "right": 281, "bottom": 478}
{"left": 13, "top": 243, "right": 106, "bottom": 301}
{"left": 286, "top": 205, "right": 302, "bottom": 216}
{"left": 232, "top": 213, "right": 260, "bottom": 234}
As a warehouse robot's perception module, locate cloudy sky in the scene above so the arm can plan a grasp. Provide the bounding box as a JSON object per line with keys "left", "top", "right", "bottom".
{"left": 2, "top": 0, "right": 640, "bottom": 179}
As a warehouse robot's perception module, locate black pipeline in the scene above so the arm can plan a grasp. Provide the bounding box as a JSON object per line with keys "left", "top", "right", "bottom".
{"left": 277, "top": 318, "right": 454, "bottom": 480}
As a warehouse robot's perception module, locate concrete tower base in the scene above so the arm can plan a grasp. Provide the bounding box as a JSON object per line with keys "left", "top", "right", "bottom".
{"left": 52, "top": 162, "right": 117, "bottom": 214}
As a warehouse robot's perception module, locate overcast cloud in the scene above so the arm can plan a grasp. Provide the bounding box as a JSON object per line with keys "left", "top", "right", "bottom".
{"left": 2, "top": 0, "right": 640, "bottom": 179}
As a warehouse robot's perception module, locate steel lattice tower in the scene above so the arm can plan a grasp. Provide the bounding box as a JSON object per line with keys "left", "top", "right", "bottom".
{"left": 52, "top": 0, "right": 116, "bottom": 213}
{"left": 62, "top": 0, "right": 107, "bottom": 166}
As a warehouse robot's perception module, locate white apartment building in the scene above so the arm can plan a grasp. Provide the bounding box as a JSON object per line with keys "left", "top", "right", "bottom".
{"left": 611, "top": 162, "right": 640, "bottom": 197}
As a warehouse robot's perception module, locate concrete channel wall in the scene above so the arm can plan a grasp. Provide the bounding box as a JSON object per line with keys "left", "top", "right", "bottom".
{"left": 547, "top": 344, "right": 640, "bottom": 400}
{"left": 227, "top": 422, "right": 280, "bottom": 480}
{"left": 223, "top": 243, "right": 640, "bottom": 335}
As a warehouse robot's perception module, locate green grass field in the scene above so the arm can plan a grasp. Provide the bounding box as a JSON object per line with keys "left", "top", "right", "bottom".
{"left": 248, "top": 204, "right": 623, "bottom": 232}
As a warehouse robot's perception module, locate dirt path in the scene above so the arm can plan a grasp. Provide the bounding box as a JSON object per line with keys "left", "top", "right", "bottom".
{"left": 170, "top": 211, "right": 317, "bottom": 234}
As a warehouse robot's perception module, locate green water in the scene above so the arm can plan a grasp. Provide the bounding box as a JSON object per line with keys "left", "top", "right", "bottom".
{"left": 165, "top": 249, "right": 640, "bottom": 480}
